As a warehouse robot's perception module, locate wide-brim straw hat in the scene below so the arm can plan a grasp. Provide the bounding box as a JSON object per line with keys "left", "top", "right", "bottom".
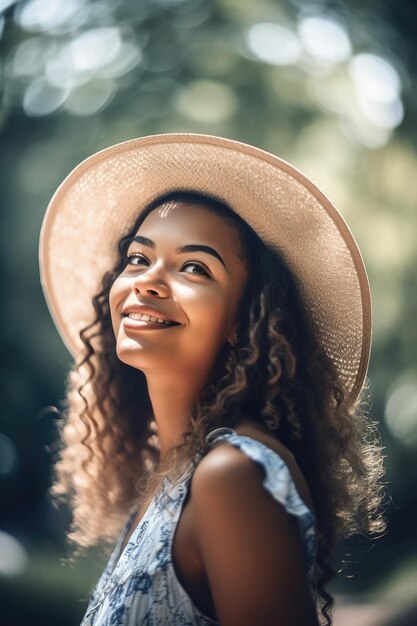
{"left": 39, "top": 133, "right": 372, "bottom": 404}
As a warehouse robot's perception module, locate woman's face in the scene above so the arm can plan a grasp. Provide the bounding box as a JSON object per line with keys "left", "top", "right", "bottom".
{"left": 109, "top": 201, "right": 248, "bottom": 379}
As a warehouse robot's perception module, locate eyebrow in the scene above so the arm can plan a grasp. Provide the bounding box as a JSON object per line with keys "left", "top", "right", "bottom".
{"left": 131, "top": 235, "right": 227, "bottom": 269}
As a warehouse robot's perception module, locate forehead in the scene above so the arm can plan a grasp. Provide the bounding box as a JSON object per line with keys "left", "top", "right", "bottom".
{"left": 134, "top": 202, "right": 243, "bottom": 255}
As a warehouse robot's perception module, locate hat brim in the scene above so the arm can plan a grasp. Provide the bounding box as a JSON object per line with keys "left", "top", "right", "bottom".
{"left": 39, "top": 133, "right": 371, "bottom": 403}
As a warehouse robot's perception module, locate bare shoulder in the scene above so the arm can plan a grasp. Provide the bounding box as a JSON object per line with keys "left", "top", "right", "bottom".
{"left": 188, "top": 435, "right": 319, "bottom": 625}
{"left": 190, "top": 437, "right": 298, "bottom": 536}
{"left": 191, "top": 439, "right": 264, "bottom": 493}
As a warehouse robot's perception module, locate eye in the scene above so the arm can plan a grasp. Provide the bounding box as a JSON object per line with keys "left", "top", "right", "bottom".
{"left": 125, "top": 252, "right": 148, "bottom": 266}
{"left": 182, "top": 261, "right": 210, "bottom": 277}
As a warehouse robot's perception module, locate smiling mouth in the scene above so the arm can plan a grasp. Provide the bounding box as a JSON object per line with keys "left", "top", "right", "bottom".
{"left": 122, "top": 313, "right": 181, "bottom": 328}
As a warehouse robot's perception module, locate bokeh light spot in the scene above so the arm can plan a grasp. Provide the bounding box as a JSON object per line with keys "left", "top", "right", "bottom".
{"left": 45, "top": 45, "right": 91, "bottom": 89}
{"left": 176, "top": 80, "right": 237, "bottom": 122}
{"left": 348, "top": 53, "right": 403, "bottom": 130}
{"left": 23, "top": 78, "right": 69, "bottom": 116}
{"left": 385, "top": 374, "right": 417, "bottom": 447}
{"left": 246, "top": 22, "right": 301, "bottom": 66}
{"left": 70, "top": 28, "right": 122, "bottom": 72}
{"left": 298, "top": 16, "right": 352, "bottom": 63}
{"left": 0, "top": 531, "right": 27, "bottom": 576}
{"left": 16, "top": 0, "right": 86, "bottom": 33}
{"left": 349, "top": 53, "right": 401, "bottom": 103}
{"left": 12, "top": 37, "right": 57, "bottom": 78}
{"left": 357, "top": 94, "right": 404, "bottom": 130}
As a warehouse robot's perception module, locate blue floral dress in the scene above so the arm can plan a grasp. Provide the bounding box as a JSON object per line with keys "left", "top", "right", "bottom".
{"left": 80, "top": 427, "right": 318, "bottom": 625}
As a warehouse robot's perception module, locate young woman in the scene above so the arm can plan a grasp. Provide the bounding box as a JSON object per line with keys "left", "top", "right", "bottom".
{"left": 39, "top": 134, "right": 386, "bottom": 626}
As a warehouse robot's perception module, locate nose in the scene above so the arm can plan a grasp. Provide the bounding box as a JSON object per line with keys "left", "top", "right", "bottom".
{"left": 131, "top": 265, "right": 170, "bottom": 298}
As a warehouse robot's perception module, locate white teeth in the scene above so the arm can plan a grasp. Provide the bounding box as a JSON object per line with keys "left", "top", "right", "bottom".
{"left": 127, "top": 312, "right": 173, "bottom": 325}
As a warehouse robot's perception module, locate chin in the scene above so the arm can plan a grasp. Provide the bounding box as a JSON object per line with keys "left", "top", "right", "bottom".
{"left": 116, "top": 339, "right": 141, "bottom": 360}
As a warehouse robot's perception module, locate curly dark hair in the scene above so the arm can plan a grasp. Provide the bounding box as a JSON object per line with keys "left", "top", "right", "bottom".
{"left": 49, "top": 191, "right": 387, "bottom": 626}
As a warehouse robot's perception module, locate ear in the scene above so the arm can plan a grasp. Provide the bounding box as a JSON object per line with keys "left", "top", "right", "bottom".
{"left": 228, "top": 331, "right": 238, "bottom": 347}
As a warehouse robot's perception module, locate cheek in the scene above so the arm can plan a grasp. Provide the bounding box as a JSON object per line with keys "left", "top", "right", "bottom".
{"left": 184, "top": 286, "right": 233, "bottom": 337}
{"left": 108, "top": 276, "right": 127, "bottom": 329}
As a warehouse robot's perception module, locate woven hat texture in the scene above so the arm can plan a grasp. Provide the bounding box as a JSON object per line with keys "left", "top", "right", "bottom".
{"left": 39, "top": 133, "right": 372, "bottom": 403}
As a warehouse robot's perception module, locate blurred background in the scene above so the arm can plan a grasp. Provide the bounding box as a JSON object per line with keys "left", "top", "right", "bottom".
{"left": 0, "top": 0, "right": 416, "bottom": 624}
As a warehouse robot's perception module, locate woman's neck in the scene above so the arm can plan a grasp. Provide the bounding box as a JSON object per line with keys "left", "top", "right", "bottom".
{"left": 144, "top": 370, "right": 206, "bottom": 460}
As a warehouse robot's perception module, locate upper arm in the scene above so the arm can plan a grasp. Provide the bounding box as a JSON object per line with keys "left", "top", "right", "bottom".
{"left": 190, "top": 444, "right": 318, "bottom": 626}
